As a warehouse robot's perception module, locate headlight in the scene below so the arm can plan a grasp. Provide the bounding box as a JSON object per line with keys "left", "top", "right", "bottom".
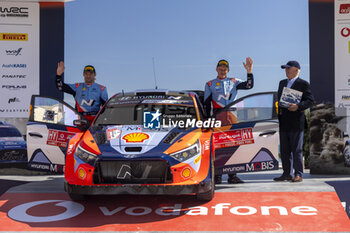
{"left": 169, "top": 140, "right": 201, "bottom": 162}
{"left": 75, "top": 144, "right": 98, "bottom": 165}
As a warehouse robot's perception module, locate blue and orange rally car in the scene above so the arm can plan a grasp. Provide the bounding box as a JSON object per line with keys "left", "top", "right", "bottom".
{"left": 26, "top": 90, "right": 279, "bottom": 201}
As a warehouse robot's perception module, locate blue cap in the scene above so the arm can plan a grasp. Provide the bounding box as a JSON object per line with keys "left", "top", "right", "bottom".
{"left": 281, "top": 61, "right": 300, "bottom": 69}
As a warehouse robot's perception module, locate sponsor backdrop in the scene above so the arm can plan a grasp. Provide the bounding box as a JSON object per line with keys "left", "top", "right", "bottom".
{"left": 335, "top": 0, "right": 350, "bottom": 116}
{"left": 309, "top": 0, "right": 350, "bottom": 174}
{"left": 0, "top": 2, "right": 39, "bottom": 118}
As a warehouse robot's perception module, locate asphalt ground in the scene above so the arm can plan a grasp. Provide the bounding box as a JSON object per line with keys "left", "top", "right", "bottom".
{"left": 0, "top": 169, "right": 348, "bottom": 232}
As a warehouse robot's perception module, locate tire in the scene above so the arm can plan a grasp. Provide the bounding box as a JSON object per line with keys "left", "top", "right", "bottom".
{"left": 196, "top": 187, "right": 214, "bottom": 201}
{"left": 68, "top": 192, "right": 86, "bottom": 201}
{"left": 197, "top": 156, "right": 215, "bottom": 201}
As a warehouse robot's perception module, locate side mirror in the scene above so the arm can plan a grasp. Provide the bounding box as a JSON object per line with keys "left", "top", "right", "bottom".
{"left": 73, "top": 119, "right": 90, "bottom": 131}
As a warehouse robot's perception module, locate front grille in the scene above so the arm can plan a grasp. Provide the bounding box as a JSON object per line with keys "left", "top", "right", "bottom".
{"left": 93, "top": 160, "right": 173, "bottom": 184}
{"left": 0, "top": 149, "right": 27, "bottom": 161}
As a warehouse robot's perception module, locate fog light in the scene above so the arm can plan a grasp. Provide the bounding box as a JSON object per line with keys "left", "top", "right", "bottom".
{"left": 182, "top": 168, "right": 191, "bottom": 178}
{"left": 78, "top": 168, "right": 86, "bottom": 179}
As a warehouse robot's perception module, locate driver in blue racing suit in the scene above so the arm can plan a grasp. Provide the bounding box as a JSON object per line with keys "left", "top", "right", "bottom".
{"left": 55, "top": 61, "right": 108, "bottom": 122}
{"left": 204, "top": 58, "right": 254, "bottom": 184}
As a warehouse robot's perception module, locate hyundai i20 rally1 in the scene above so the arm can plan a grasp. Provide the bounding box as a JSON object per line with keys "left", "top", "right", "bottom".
{"left": 26, "top": 90, "right": 279, "bottom": 201}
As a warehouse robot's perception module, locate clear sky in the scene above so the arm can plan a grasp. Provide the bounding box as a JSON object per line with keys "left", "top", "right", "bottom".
{"left": 64, "top": 0, "right": 309, "bottom": 103}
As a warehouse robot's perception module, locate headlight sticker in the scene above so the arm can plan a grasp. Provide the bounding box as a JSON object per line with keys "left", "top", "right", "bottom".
{"left": 106, "top": 127, "right": 122, "bottom": 141}
{"left": 194, "top": 155, "right": 201, "bottom": 164}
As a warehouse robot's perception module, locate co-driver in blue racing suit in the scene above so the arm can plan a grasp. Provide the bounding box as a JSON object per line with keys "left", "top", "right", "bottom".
{"left": 56, "top": 61, "right": 108, "bottom": 123}
{"left": 204, "top": 58, "right": 254, "bottom": 184}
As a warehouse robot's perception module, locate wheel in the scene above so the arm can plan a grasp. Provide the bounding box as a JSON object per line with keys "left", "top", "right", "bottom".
{"left": 68, "top": 192, "right": 86, "bottom": 201}
{"left": 196, "top": 187, "right": 214, "bottom": 201}
{"left": 197, "top": 155, "right": 215, "bottom": 201}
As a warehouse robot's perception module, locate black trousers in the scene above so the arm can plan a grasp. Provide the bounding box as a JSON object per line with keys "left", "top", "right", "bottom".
{"left": 279, "top": 130, "right": 304, "bottom": 177}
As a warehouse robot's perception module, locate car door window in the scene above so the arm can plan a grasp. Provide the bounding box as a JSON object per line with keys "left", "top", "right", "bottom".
{"left": 215, "top": 93, "right": 276, "bottom": 126}
{"left": 32, "top": 97, "right": 80, "bottom": 126}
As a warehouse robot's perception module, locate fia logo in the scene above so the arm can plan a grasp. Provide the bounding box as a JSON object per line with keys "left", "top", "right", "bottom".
{"left": 143, "top": 110, "right": 161, "bottom": 129}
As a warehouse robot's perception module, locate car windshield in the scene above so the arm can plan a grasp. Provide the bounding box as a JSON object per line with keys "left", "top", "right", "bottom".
{"left": 0, "top": 127, "right": 22, "bottom": 137}
{"left": 94, "top": 96, "right": 197, "bottom": 126}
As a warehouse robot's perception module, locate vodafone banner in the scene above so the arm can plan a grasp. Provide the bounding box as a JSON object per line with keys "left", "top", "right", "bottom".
{"left": 0, "top": 2, "right": 39, "bottom": 118}
{"left": 0, "top": 192, "right": 349, "bottom": 231}
{"left": 335, "top": 0, "right": 350, "bottom": 117}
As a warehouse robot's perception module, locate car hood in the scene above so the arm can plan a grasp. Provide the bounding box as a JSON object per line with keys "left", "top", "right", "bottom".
{"left": 92, "top": 125, "right": 176, "bottom": 155}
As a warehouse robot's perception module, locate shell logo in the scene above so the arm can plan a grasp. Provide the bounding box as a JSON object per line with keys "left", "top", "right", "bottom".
{"left": 122, "top": 133, "right": 150, "bottom": 143}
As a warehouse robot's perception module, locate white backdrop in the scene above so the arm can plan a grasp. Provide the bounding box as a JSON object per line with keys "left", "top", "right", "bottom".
{"left": 0, "top": 2, "right": 39, "bottom": 118}
{"left": 335, "top": 0, "right": 350, "bottom": 115}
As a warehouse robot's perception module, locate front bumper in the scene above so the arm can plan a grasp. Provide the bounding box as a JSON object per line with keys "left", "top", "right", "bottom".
{"left": 64, "top": 180, "right": 213, "bottom": 195}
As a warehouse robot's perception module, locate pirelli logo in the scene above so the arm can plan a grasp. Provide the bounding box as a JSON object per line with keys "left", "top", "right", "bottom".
{"left": 0, "top": 33, "right": 28, "bottom": 41}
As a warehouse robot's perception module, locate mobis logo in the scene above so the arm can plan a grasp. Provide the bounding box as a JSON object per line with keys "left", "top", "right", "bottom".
{"left": 0, "top": 7, "right": 28, "bottom": 17}
{"left": 6, "top": 48, "right": 22, "bottom": 56}
{"left": 340, "top": 4, "right": 350, "bottom": 14}
{"left": 2, "top": 85, "right": 26, "bottom": 90}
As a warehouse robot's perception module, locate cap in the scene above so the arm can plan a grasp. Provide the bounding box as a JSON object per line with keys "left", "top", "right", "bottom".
{"left": 217, "top": 59, "right": 229, "bottom": 68}
{"left": 83, "top": 65, "right": 96, "bottom": 73}
{"left": 281, "top": 61, "right": 301, "bottom": 69}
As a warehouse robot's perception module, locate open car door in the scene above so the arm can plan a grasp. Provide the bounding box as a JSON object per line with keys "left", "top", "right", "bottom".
{"left": 26, "top": 95, "right": 88, "bottom": 173}
{"left": 212, "top": 92, "right": 279, "bottom": 175}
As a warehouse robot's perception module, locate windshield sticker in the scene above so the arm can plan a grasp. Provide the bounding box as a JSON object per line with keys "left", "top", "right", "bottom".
{"left": 141, "top": 99, "right": 193, "bottom": 104}
{"left": 106, "top": 127, "right": 122, "bottom": 141}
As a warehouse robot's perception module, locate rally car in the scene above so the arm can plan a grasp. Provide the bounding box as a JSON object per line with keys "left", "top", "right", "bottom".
{"left": 26, "top": 90, "right": 279, "bottom": 201}
{"left": 0, "top": 121, "right": 27, "bottom": 163}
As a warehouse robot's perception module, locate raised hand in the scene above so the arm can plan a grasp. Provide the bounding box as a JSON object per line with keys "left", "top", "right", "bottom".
{"left": 57, "top": 61, "right": 65, "bottom": 76}
{"left": 243, "top": 57, "right": 253, "bottom": 74}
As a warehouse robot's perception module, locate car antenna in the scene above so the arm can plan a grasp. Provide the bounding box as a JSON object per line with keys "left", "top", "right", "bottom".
{"left": 152, "top": 57, "right": 158, "bottom": 89}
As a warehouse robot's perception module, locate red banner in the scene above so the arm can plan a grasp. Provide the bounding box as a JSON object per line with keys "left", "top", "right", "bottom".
{"left": 0, "top": 192, "right": 348, "bottom": 231}
{"left": 47, "top": 130, "right": 76, "bottom": 148}
{"left": 213, "top": 128, "right": 255, "bottom": 149}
